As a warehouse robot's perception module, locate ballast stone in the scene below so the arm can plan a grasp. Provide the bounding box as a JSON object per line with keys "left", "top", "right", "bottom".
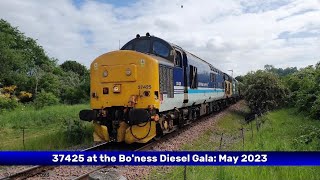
{"left": 89, "top": 169, "right": 127, "bottom": 180}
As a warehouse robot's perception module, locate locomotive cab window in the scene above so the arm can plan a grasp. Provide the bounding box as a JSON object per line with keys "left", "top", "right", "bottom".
{"left": 123, "top": 43, "right": 132, "bottom": 50}
{"left": 135, "top": 39, "right": 151, "bottom": 53}
{"left": 189, "top": 65, "right": 198, "bottom": 89}
{"left": 153, "top": 41, "right": 169, "bottom": 57}
{"left": 174, "top": 51, "right": 182, "bottom": 68}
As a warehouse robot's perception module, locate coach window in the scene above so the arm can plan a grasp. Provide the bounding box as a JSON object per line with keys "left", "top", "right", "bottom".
{"left": 175, "top": 51, "right": 182, "bottom": 67}
{"left": 190, "top": 65, "right": 198, "bottom": 89}
{"left": 210, "top": 73, "right": 215, "bottom": 82}
{"left": 153, "top": 41, "right": 169, "bottom": 57}
{"left": 135, "top": 39, "right": 150, "bottom": 53}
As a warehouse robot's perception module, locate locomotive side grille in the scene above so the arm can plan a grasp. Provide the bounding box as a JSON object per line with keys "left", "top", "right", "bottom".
{"left": 168, "top": 67, "right": 174, "bottom": 98}
{"left": 159, "top": 65, "right": 174, "bottom": 98}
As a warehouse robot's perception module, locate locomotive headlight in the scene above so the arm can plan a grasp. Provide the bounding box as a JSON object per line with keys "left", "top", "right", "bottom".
{"left": 103, "top": 70, "right": 108, "bottom": 77}
{"left": 125, "top": 68, "right": 132, "bottom": 76}
{"left": 113, "top": 84, "right": 121, "bottom": 93}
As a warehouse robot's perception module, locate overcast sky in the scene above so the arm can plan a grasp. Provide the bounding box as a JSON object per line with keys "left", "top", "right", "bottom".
{"left": 0, "top": 0, "right": 319, "bottom": 76}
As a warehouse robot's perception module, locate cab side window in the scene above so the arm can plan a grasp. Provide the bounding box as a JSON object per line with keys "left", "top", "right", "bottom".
{"left": 190, "top": 65, "right": 198, "bottom": 89}
{"left": 175, "top": 51, "right": 182, "bottom": 67}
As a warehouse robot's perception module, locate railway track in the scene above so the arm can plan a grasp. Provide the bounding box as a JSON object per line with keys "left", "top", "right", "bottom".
{"left": 2, "top": 103, "right": 234, "bottom": 180}
{"left": 1, "top": 139, "right": 155, "bottom": 180}
{"left": 1, "top": 142, "right": 121, "bottom": 180}
{"left": 72, "top": 132, "right": 180, "bottom": 180}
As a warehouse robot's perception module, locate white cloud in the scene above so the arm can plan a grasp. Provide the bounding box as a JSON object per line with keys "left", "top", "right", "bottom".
{"left": 0, "top": 0, "right": 319, "bottom": 76}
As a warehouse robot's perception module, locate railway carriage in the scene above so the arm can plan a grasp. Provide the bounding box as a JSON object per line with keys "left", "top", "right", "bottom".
{"left": 79, "top": 33, "right": 241, "bottom": 144}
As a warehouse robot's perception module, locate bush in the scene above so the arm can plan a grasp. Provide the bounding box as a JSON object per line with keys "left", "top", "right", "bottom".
{"left": 243, "top": 70, "right": 288, "bottom": 113}
{"left": 284, "top": 64, "right": 320, "bottom": 119}
{"left": 33, "top": 91, "right": 59, "bottom": 109}
{"left": 0, "top": 85, "right": 19, "bottom": 112}
{"left": 60, "top": 87, "right": 89, "bottom": 105}
{"left": 0, "top": 97, "right": 18, "bottom": 112}
{"left": 311, "top": 96, "right": 320, "bottom": 120}
{"left": 295, "top": 91, "right": 317, "bottom": 112}
{"left": 1, "top": 85, "right": 17, "bottom": 95}
{"left": 18, "top": 91, "right": 33, "bottom": 103}
{"left": 63, "top": 119, "right": 85, "bottom": 145}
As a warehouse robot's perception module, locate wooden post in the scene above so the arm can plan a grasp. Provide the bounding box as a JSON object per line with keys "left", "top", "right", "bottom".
{"left": 22, "top": 128, "right": 25, "bottom": 150}
{"left": 241, "top": 127, "right": 244, "bottom": 150}
{"left": 68, "top": 119, "right": 71, "bottom": 141}
{"left": 251, "top": 121, "right": 253, "bottom": 141}
{"left": 184, "top": 165, "right": 187, "bottom": 180}
{"left": 219, "top": 133, "right": 224, "bottom": 150}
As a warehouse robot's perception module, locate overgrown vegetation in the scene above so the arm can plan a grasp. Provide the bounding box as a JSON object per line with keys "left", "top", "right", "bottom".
{"left": 242, "top": 70, "right": 288, "bottom": 113}
{"left": 0, "top": 19, "right": 90, "bottom": 111}
{"left": 0, "top": 104, "right": 92, "bottom": 150}
{"left": 0, "top": 19, "right": 93, "bottom": 150}
{"left": 237, "top": 62, "right": 320, "bottom": 119}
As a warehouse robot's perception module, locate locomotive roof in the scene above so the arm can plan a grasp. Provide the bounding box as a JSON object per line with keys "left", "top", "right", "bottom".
{"left": 121, "top": 35, "right": 224, "bottom": 74}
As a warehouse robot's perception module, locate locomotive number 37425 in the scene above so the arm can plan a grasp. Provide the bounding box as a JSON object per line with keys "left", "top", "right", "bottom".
{"left": 138, "top": 85, "right": 151, "bottom": 89}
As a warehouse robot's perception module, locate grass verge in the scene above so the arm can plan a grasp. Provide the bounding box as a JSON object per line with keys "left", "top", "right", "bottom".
{"left": 0, "top": 104, "right": 93, "bottom": 150}
{"left": 150, "top": 107, "right": 320, "bottom": 180}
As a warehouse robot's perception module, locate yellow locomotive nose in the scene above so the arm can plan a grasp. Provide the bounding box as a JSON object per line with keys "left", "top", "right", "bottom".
{"left": 100, "top": 64, "right": 137, "bottom": 83}
{"left": 90, "top": 50, "right": 160, "bottom": 109}
{"left": 85, "top": 50, "right": 160, "bottom": 143}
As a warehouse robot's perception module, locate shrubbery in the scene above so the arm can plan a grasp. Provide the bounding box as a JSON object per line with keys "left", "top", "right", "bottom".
{"left": 18, "top": 91, "right": 33, "bottom": 103}
{"left": 0, "top": 98, "right": 18, "bottom": 111}
{"left": 0, "top": 85, "right": 19, "bottom": 111}
{"left": 242, "top": 70, "right": 288, "bottom": 113}
{"left": 240, "top": 61, "right": 320, "bottom": 120}
{"left": 63, "top": 119, "right": 86, "bottom": 144}
{"left": 284, "top": 64, "right": 320, "bottom": 119}
{"left": 33, "top": 91, "right": 59, "bottom": 109}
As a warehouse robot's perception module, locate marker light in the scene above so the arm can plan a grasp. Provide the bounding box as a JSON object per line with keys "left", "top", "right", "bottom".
{"left": 125, "top": 68, "right": 132, "bottom": 76}
{"left": 103, "top": 70, "right": 108, "bottom": 77}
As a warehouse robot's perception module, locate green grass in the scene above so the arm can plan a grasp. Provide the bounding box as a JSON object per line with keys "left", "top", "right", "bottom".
{"left": 0, "top": 104, "right": 93, "bottom": 150}
{"left": 150, "top": 107, "right": 320, "bottom": 180}
{"left": 0, "top": 104, "right": 89, "bottom": 128}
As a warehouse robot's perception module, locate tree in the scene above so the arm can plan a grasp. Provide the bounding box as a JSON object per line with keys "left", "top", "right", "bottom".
{"left": 235, "top": 75, "right": 244, "bottom": 82}
{"left": 0, "top": 19, "right": 55, "bottom": 93}
{"left": 60, "top": 60, "right": 88, "bottom": 76}
{"left": 59, "top": 70, "right": 90, "bottom": 104}
{"left": 264, "top": 64, "right": 298, "bottom": 77}
{"left": 264, "top": 64, "right": 275, "bottom": 72}
{"left": 243, "top": 70, "right": 288, "bottom": 113}
{"left": 283, "top": 64, "right": 320, "bottom": 119}
{"left": 0, "top": 19, "right": 90, "bottom": 106}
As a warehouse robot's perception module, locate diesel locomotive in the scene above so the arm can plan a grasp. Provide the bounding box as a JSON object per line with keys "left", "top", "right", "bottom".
{"left": 79, "top": 33, "right": 241, "bottom": 144}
